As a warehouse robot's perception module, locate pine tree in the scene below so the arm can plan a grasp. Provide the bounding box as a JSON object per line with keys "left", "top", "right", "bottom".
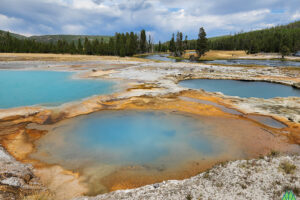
{"left": 196, "top": 27, "right": 208, "bottom": 58}
{"left": 140, "top": 29, "right": 147, "bottom": 53}
{"left": 108, "top": 37, "right": 115, "bottom": 55}
{"left": 280, "top": 45, "right": 290, "bottom": 59}
{"left": 92, "top": 39, "right": 100, "bottom": 54}
{"left": 128, "top": 32, "right": 136, "bottom": 56}
{"left": 120, "top": 46, "right": 126, "bottom": 57}
{"left": 169, "top": 33, "right": 176, "bottom": 54}
{"left": 77, "top": 39, "right": 83, "bottom": 54}
{"left": 84, "top": 37, "right": 92, "bottom": 55}
{"left": 70, "top": 41, "right": 76, "bottom": 54}
{"left": 175, "top": 32, "right": 183, "bottom": 56}
{"left": 158, "top": 41, "right": 162, "bottom": 52}
{"left": 184, "top": 35, "right": 188, "bottom": 50}
{"left": 247, "top": 40, "right": 259, "bottom": 54}
{"left": 115, "top": 33, "right": 122, "bottom": 56}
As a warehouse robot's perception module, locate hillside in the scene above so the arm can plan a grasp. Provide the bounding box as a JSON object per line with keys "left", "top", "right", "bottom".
{"left": 0, "top": 30, "right": 27, "bottom": 40}
{"left": 208, "top": 35, "right": 231, "bottom": 42}
{"left": 209, "top": 20, "right": 300, "bottom": 53}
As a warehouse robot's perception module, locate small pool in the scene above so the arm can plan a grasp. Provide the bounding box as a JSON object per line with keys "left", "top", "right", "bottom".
{"left": 143, "top": 54, "right": 182, "bottom": 62}
{"left": 180, "top": 96, "right": 286, "bottom": 129}
{"left": 203, "top": 59, "right": 300, "bottom": 67}
{"left": 32, "top": 111, "right": 221, "bottom": 167}
{"left": 179, "top": 79, "right": 300, "bottom": 98}
{"left": 143, "top": 54, "right": 300, "bottom": 67}
{"left": 246, "top": 114, "right": 287, "bottom": 129}
{"left": 0, "top": 70, "right": 116, "bottom": 109}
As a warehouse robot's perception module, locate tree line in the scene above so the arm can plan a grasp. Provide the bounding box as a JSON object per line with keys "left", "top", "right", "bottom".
{"left": 4, "top": 21, "right": 298, "bottom": 58}
{"left": 165, "top": 27, "right": 208, "bottom": 58}
{"left": 209, "top": 21, "right": 300, "bottom": 54}
{"left": 0, "top": 29, "right": 154, "bottom": 56}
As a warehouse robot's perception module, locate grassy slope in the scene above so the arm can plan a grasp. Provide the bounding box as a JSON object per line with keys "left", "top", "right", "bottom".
{"left": 208, "top": 35, "right": 231, "bottom": 42}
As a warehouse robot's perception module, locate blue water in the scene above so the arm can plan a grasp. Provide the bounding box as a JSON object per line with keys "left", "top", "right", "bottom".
{"left": 144, "top": 54, "right": 300, "bottom": 67}
{"left": 203, "top": 59, "right": 300, "bottom": 67}
{"left": 179, "top": 79, "right": 300, "bottom": 98}
{"left": 32, "top": 111, "right": 221, "bottom": 168}
{"left": 180, "top": 97, "right": 286, "bottom": 128}
{"left": 31, "top": 110, "right": 297, "bottom": 194}
{"left": 0, "top": 70, "right": 115, "bottom": 108}
{"left": 0, "top": 60, "right": 105, "bottom": 69}
{"left": 143, "top": 54, "right": 183, "bottom": 62}
{"left": 246, "top": 115, "right": 287, "bottom": 129}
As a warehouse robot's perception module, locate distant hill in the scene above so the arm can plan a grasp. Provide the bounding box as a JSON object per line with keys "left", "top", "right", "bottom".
{"left": 0, "top": 30, "right": 140, "bottom": 56}
{"left": 29, "top": 35, "right": 111, "bottom": 43}
{"left": 0, "top": 30, "right": 111, "bottom": 43}
{"left": 0, "top": 30, "right": 27, "bottom": 40}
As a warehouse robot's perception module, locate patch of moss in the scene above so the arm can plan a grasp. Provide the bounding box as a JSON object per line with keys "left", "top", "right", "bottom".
{"left": 279, "top": 161, "right": 297, "bottom": 174}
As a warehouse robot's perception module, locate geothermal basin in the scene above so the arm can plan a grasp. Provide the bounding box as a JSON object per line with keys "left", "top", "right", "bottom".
{"left": 28, "top": 110, "right": 299, "bottom": 195}
{"left": 179, "top": 79, "right": 300, "bottom": 98}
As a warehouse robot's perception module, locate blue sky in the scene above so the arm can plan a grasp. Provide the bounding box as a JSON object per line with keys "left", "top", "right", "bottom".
{"left": 1, "top": 0, "right": 300, "bottom": 42}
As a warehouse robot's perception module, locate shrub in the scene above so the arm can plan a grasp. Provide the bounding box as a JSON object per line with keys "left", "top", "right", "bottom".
{"left": 279, "top": 161, "right": 297, "bottom": 174}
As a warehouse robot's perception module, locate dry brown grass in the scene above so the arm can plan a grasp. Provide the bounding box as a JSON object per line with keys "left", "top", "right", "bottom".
{"left": 183, "top": 50, "right": 247, "bottom": 60}
{"left": 22, "top": 191, "right": 54, "bottom": 200}
{"left": 279, "top": 161, "right": 297, "bottom": 174}
{"left": 0, "top": 53, "right": 149, "bottom": 62}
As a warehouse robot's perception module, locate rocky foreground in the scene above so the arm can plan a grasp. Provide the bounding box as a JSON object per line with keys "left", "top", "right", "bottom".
{"left": 0, "top": 141, "right": 299, "bottom": 200}
{"left": 75, "top": 154, "right": 299, "bottom": 200}
{"left": 0, "top": 146, "right": 43, "bottom": 200}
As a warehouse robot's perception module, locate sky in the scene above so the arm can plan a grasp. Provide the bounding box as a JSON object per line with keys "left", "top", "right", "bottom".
{"left": 1, "top": 0, "right": 300, "bottom": 42}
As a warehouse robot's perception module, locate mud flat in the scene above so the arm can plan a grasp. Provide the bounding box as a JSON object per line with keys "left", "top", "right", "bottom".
{"left": 0, "top": 53, "right": 299, "bottom": 199}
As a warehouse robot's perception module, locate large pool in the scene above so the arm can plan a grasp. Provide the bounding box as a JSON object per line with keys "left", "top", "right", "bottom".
{"left": 179, "top": 79, "right": 300, "bottom": 98}
{"left": 30, "top": 111, "right": 228, "bottom": 194}
{"left": 29, "top": 110, "right": 298, "bottom": 195}
{"left": 31, "top": 111, "right": 222, "bottom": 168}
{"left": 0, "top": 70, "right": 116, "bottom": 108}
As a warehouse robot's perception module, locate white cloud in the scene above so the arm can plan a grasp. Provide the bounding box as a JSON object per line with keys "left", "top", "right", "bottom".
{"left": 0, "top": 14, "right": 23, "bottom": 30}
{"left": 0, "top": 0, "right": 299, "bottom": 41}
{"left": 62, "top": 24, "right": 85, "bottom": 34}
{"left": 292, "top": 12, "right": 300, "bottom": 20}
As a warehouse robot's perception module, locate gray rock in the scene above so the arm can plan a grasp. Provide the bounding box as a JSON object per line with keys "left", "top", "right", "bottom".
{"left": 73, "top": 155, "right": 300, "bottom": 200}
{"left": 1, "top": 177, "right": 24, "bottom": 187}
